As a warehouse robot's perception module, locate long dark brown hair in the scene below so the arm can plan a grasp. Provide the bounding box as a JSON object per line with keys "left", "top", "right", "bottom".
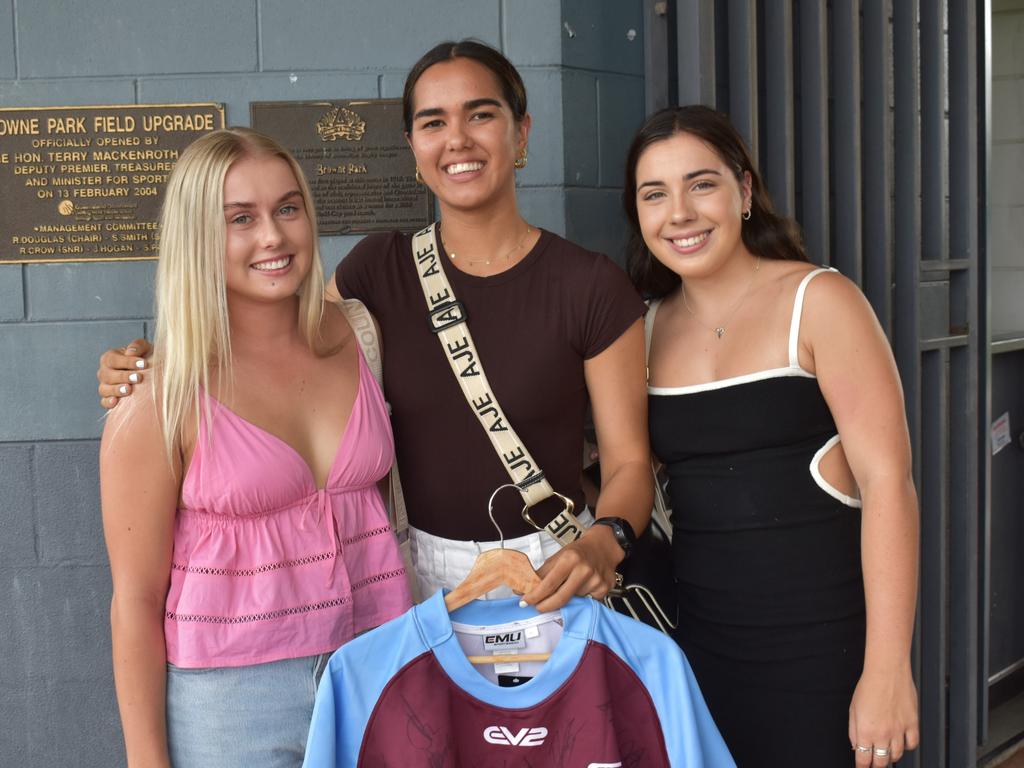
{"left": 402, "top": 40, "right": 528, "bottom": 133}
{"left": 624, "top": 105, "right": 808, "bottom": 298}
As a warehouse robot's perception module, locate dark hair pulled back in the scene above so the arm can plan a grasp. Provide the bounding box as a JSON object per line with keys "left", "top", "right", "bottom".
{"left": 623, "top": 105, "right": 808, "bottom": 298}
{"left": 402, "top": 40, "right": 527, "bottom": 133}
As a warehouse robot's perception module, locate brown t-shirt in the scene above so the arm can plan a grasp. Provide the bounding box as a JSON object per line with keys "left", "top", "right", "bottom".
{"left": 337, "top": 229, "right": 645, "bottom": 540}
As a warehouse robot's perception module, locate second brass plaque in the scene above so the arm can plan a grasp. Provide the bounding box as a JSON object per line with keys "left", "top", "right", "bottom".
{"left": 251, "top": 100, "right": 431, "bottom": 235}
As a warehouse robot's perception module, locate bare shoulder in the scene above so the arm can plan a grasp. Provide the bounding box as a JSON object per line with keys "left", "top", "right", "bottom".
{"left": 799, "top": 267, "right": 877, "bottom": 326}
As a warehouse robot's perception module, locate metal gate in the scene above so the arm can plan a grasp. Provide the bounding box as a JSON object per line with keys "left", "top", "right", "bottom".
{"left": 642, "top": 2, "right": 990, "bottom": 765}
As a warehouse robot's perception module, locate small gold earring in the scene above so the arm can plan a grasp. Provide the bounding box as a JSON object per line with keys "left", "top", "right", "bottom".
{"left": 415, "top": 166, "right": 424, "bottom": 184}
{"left": 514, "top": 150, "right": 528, "bottom": 170}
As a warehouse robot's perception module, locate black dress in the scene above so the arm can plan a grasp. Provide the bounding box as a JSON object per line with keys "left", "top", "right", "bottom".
{"left": 648, "top": 268, "right": 866, "bottom": 767}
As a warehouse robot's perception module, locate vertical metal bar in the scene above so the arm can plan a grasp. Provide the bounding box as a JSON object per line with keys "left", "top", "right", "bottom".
{"left": 861, "top": 0, "right": 894, "bottom": 335}
{"left": 727, "top": 0, "right": 758, "bottom": 155}
{"left": 762, "top": 0, "right": 795, "bottom": 217}
{"left": 676, "top": 0, "right": 717, "bottom": 106}
{"left": 921, "top": 348, "right": 951, "bottom": 768}
{"left": 893, "top": 2, "right": 930, "bottom": 765}
{"left": 920, "top": 0, "right": 949, "bottom": 262}
{"left": 831, "top": 0, "right": 863, "bottom": 285}
{"left": 643, "top": 0, "right": 671, "bottom": 114}
{"left": 948, "top": 0, "right": 982, "bottom": 758}
{"left": 976, "top": 0, "right": 993, "bottom": 751}
{"left": 797, "top": 0, "right": 830, "bottom": 264}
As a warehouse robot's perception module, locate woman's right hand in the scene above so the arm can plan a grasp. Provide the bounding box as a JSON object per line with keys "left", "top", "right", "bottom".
{"left": 97, "top": 338, "right": 153, "bottom": 408}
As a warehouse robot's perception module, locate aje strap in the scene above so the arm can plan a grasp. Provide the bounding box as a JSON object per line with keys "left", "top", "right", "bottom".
{"left": 411, "top": 222, "right": 584, "bottom": 547}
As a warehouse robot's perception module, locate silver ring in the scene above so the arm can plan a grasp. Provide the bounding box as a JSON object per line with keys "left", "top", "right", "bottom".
{"left": 874, "top": 747, "right": 890, "bottom": 757}
{"left": 855, "top": 745, "right": 872, "bottom": 753}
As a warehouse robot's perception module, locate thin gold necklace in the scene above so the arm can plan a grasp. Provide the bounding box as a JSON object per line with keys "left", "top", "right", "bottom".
{"left": 442, "top": 223, "right": 533, "bottom": 266}
{"left": 680, "top": 256, "right": 762, "bottom": 339}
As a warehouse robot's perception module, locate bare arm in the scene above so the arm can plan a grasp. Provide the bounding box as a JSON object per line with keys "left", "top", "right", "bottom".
{"left": 100, "top": 386, "right": 178, "bottom": 767}
{"left": 803, "top": 274, "right": 920, "bottom": 765}
{"left": 525, "top": 319, "right": 652, "bottom": 612}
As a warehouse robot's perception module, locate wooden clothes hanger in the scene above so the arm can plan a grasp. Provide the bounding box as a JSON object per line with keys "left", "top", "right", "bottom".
{"left": 445, "top": 485, "right": 553, "bottom": 665}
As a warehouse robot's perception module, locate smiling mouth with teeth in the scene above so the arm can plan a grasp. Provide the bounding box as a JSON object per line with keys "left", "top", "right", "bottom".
{"left": 445, "top": 161, "right": 484, "bottom": 175}
{"left": 672, "top": 231, "right": 710, "bottom": 248}
{"left": 251, "top": 255, "right": 292, "bottom": 271}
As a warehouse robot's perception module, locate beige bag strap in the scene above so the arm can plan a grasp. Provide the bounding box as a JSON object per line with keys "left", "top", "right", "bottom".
{"left": 410, "top": 223, "right": 583, "bottom": 547}
{"left": 641, "top": 298, "right": 672, "bottom": 540}
{"left": 337, "top": 297, "right": 409, "bottom": 546}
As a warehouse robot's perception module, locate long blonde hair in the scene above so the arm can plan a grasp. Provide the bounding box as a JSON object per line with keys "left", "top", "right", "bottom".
{"left": 153, "top": 127, "right": 326, "bottom": 461}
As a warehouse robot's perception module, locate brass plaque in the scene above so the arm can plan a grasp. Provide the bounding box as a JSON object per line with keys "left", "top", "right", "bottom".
{"left": 0, "top": 103, "right": 225, "bottom": 264}
{"left": 250, "top": 100, "right": 432, "bottom": 234}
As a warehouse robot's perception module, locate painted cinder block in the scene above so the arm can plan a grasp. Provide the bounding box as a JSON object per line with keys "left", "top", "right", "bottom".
{"left": 17, "top": 0, "right": 257, "bottom": 78}
{"left": 26, "top": 262, "right": 155, "bottom": 321}
{"left": 0, "top": 265, "right": 24, "bottom": 322}
{"left": 561, "top": 0, "right": 644, "bottom": 76}
{"left": 0, "top": 566, "right": 112, "bottom": 686}
{"left": 0, "top": 320, "right": 146, "bottom": 442}
{"left": 561, "top": 69, "right": 598, "bottom": 187}
{"left": 992, "top": 269, "right": 1024, "bottom": 335}
{"left": 321, "top": 234, "right": 368, "bottom": 283}
{"left": 991, "top": 143, "right": 1024, "bottom": 208}
{"left": 993, "top": 78, "right": 1024, "bottom": 144}
{"left": 35, "top": 441, "right": 106, "bottom": 566}
{"left": 518, "top": 68, "right": 564, "bottom": 188}
{"left": 565, "top": 187, "right": 630, "bottom": 265}
{"left": 0, "top": 1, "right": 14, "bottom": 79}
{"left": 515, "top": 187, "right": 566, "bottom": 237}
{"left": 503, "top": 0, "right": 563, "bottom": 66}
{"left": 597, "top": 73, "right": 645, "bottom": 188}
{"left": 994, "top": 11, "right": 1024, "bottom": 77}
{"left": 991, "top": 206, "right": 1024, "bottom": 270}
{"left": 0, "top": 444, "right": 37, "bottom": 568}
{"left": 0, "top": 78, "right": 137, "bottom": 108}
{"left": 138, "top": 71, "right": 379, "bottom": 127}
{"left": 260, "top": 0, "right": 500, "bottom": 72}
{"left": 23, "top": 677, "right": 125, "bottom": 768}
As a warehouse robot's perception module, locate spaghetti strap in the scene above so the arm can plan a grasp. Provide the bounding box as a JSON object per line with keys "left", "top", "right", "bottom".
{"left": 787, "top": 268, "right": 836, "bottom": 368}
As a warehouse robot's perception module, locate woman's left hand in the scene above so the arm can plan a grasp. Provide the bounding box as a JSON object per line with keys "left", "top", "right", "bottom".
{"left": 521, "top": 525, "right": 623, "bottom": 612}
{"left": 849, "top": 663, "right": 920, "bottom": 766}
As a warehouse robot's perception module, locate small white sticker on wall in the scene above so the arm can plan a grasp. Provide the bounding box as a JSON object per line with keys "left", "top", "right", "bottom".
{"left": 991, "top": 411, "right": 1012, "bottom": 456}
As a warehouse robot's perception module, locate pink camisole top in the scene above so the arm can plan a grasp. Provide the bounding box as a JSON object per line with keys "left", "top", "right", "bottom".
{"left": 164, "top": 349, "right": 412, "bottom": 668}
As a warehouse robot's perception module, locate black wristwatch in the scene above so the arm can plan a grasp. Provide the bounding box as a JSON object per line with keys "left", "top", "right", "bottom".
{"left": 591, "top": 517, "right": 637, "bottom": 560}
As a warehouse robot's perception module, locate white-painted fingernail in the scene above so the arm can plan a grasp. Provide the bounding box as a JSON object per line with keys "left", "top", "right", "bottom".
{"left": 518, "top": 600, "right": 528, "bottom": 608}
{"left": 128, "top": 373, "right": 140, "bottom": 383}
{"left": 118, "top": 385, "right": 128, "bottom": 394}
{"left": 135, "top": 360, "right": 146, "bottom": 369}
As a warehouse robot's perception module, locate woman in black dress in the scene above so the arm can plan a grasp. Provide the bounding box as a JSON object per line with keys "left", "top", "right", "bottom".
{"left": 623, "top": 106, "right": 919, "bottom": 767}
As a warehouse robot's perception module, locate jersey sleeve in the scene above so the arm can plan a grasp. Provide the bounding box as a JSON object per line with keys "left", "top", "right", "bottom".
{"left": 593, "top": 609, "right": 737, "bottom": 767}
{"left": 578, "top": 253, "right": 647, "bottom": 359}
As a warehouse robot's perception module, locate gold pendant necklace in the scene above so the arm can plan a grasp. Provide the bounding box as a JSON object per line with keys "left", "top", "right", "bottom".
{"left": 681, "top": 256, "right": 762, "bottom": 339}
{"left": 443, "top": 224, "right": 533, "bottom": 266}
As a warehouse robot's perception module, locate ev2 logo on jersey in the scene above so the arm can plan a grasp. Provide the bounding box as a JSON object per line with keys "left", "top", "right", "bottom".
{"left": 482, "top": 725, "right": 548, "bottom": 746}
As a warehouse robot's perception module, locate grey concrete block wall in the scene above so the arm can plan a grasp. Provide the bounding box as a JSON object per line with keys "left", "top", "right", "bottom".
{"left": 0, "top": 2, "right": 645, "bottom": 765}
{"left": 993, "top": 6, "right": 1024, "bottom": 335}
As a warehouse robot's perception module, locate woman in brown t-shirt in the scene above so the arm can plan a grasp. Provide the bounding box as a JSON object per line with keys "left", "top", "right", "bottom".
{"left": 97, "top": 40, "right": 652, "bottom": 614}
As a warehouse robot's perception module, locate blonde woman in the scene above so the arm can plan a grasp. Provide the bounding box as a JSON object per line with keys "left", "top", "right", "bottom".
{"left": 100, "top": 128, "right": 411, "bottom": 768}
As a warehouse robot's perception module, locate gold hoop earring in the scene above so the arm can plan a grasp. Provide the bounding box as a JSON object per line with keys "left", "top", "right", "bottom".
{"left": 415, "top": 166, "right": 424, "bottom": 184}
{"left": 514, "top": 150, "right": 528, "bottom": 170}
{"left": 742, "top": 208, "right": 752, "bottom": 221}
